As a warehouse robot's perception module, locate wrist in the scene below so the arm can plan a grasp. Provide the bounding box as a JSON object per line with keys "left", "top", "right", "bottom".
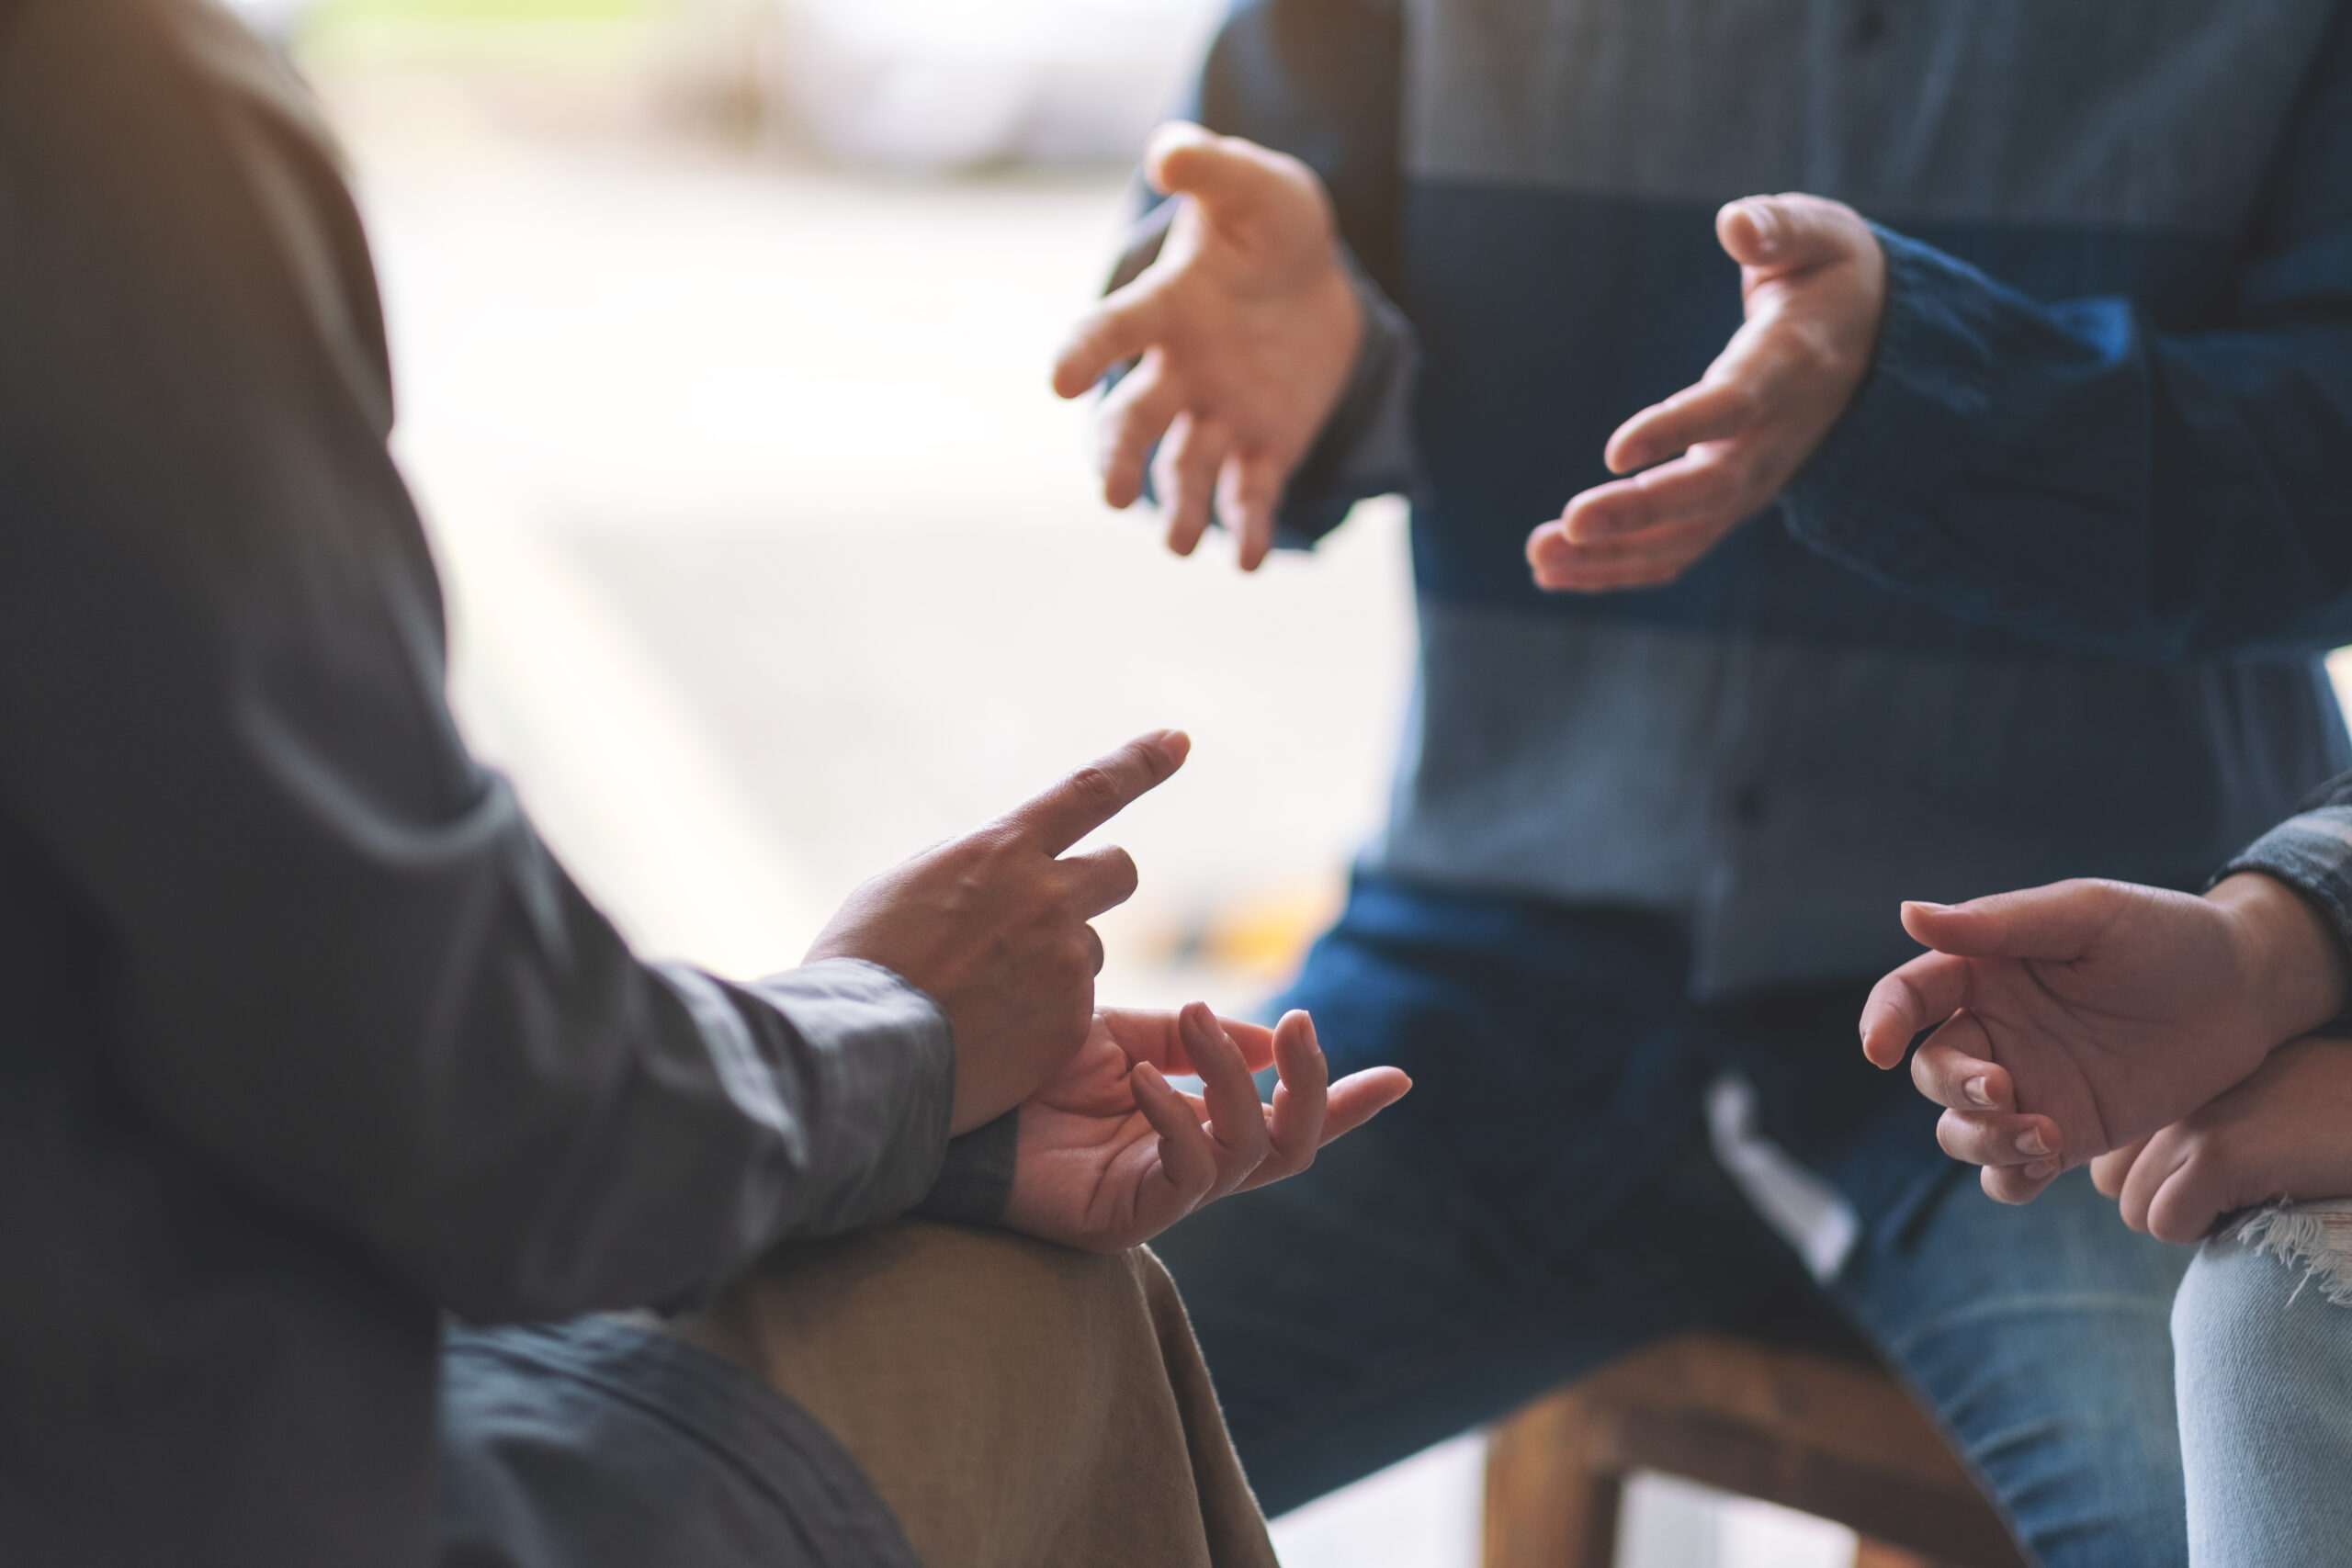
{"left": 2208, "top": 872, "right": 2352, "bottom": 1048}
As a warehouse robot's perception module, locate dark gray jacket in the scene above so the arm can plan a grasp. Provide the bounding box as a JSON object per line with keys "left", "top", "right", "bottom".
{"left": 0, "top": 3, "right": 979, "bottom": 1562}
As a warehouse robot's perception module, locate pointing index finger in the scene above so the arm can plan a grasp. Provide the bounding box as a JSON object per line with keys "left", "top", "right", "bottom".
{"left": 1005, "top": 730, "right": 1191, "bottom": 855}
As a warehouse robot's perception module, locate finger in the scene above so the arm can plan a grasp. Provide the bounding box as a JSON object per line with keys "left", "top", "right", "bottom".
{"left": 1529, "top": 545, "right": 1712, "bottom": 594}
{"left": 1053, "top": 284, "right": 1174, "bottom": 401}
{"left": 1251, "top": 1010, "right": 1329, "bottom": 1186}
{"left": 1082, "top": 922, "right": 1105, "bottom": 977}
{"left": 1981, "top": 1161, "right": 2061, "bottom": 1205}
{"left": 1319, "top": 1066, "right": 1410, "bottom": 1141}
{"left": 1530, "top": 518, "right": 1725, "bottom": 585}
{"left": 1559, "top": 453, "right": 1750, "bottom": 544}
{"left": 1604, "top": 380, "right": 1763, "bottom": 475}
{"left": 1097, "top": 354, "right": 1188, "bottom": 509}
{"left": 1895, "top": 883, "right": 2114, "bottom": 962}
{"left": 2118, "top": 1129, "right": 2193, "bottom": 1235}
{"left": 1910, "top": 1032, "right": 2014, "bottom": 1113}
{"left": 1004, "top": 730, "right": 1191, "bottom": 854}
{"left": 1717, "top": 193, "right": 1865, "bottom": 276}
{"left": 1859, "top": 951, "right": 1973, "bottom": 1069}
{"left": 1058, "top": 844, "right": 1141, "bottom": 919}
{"left": 1182, "top": 1002, "right": 1270, "bottom": 1187}
{"left": 2091, "top": 1136, "right": 2150, "bottom": 1199}
{"left": 1145, "top": 122, "right": 1303, "bottom": 225}
{"left": 1096, "top": 1009, "right": 1277, "bottom": 1075}
{"left": 1936, "top": 1107, "right": 2062, "bottom": 1170}
{"left": 1223, "top": 452, "right": 1287, "bottom": 571}
{"left": 1154, "top": 412, "right": 1228, "bottom": 558}
{"left": 2144, "top": 1157, "right": 2230, "bottom": 1246}
{"left": 1130, "top": 1062, "right": 1218, "bottom": 1204}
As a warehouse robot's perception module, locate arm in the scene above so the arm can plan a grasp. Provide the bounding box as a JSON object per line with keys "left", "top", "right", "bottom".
{"left": 1775, "top": 10, "right": 2352, "bottom": 660}
{"left": 1052, "top": 0, "right": 1418, "bottom": 565}
{"left": 0, "top": 6, "right": 1168, "bottom": 1321}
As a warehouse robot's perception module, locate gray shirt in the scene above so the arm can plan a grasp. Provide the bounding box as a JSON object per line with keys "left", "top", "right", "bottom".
{"left": 0, "top": 2, "right": 980, "bottom": 1561}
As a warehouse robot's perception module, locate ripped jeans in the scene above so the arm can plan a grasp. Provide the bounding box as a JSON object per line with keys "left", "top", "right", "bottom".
{"left": 2174, "top": 1204, "right": 2352, "bottom": 1568}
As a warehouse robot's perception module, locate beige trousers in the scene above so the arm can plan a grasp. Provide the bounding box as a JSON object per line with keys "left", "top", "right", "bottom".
{"left": 673, "top": 1220, "right": 1281, "bottom": 1568}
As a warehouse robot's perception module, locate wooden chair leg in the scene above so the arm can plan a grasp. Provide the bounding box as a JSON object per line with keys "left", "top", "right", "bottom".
{"left": 1484, "top": 1393, "right": 1623, "bottom": 1568}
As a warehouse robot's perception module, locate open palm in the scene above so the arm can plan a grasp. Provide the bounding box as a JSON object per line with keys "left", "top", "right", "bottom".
{"left": 1001, "top": 1003, "right": 1408, "bottom": 1253}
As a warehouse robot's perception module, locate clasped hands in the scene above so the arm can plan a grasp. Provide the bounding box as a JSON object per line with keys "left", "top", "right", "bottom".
{"left": 808, "top": 729, "right": 1408, "bottom": 1254}
{"left": 1053, "top": 121, "right": 1886, "bottom": 591}
{"left": 1860, "top": 874, "right": 2352, "bottom": 1242}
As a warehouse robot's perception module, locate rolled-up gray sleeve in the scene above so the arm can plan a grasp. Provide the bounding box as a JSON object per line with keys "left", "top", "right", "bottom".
{"left": 2213, "top": 772, "right": 2352, "bottom": 996}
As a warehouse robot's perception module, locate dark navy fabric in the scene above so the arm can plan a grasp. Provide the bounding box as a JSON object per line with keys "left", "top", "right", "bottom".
{"left": 439, "top": 1320, "right": 921, "bottom": 1568}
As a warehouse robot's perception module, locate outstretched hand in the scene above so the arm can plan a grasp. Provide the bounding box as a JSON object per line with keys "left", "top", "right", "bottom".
{"left": 1051, "top": 122, "right": 1363, "bottom": 571}
{"left": 1527, "top": 194, "right": 1884, "bottom": 592}
{"left": 1859, "top": 874, "right": 2348, "bottom": 1205}
{"left": 1001, "top": 1003, "right": 1409, "bottom": 1252}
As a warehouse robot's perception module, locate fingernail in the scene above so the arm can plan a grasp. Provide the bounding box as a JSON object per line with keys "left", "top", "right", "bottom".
{"left": 2024, "top": 1158, "right": 2059, "bottom": 1181}
{"left": 1743, "top": 201, "right": 1781, "bottom": 253}
{"left": 1964, "top": 1077, "right": 1994, "bottom": 1110}
{"left": 1904, "top": 900, "right": 1954, "bottom": 916}
{"left": 2016, "top": 1128, "right": 2051, "bottom": 1157}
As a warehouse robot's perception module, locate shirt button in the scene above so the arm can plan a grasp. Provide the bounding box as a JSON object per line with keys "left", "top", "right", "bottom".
{"left": 1850, "top": 2, "right": 1888, "bottom": 47}
{"left": 1731, "top": 785, "right": 1768, "bottom": 825}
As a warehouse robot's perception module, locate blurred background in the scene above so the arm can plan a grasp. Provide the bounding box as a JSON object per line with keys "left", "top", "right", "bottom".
{"left": 245, "top": 1, "right": 1988, "bottom": 1562}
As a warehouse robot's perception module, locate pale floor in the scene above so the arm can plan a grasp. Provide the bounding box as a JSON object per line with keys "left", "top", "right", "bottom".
{"left": 337, "top": 82, "right": 1864, "bottom": 1568}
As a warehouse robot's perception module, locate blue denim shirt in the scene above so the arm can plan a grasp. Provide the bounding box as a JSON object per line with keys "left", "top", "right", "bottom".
{"left": 1172, "top": 0, "right": 2352, "bottom": 998}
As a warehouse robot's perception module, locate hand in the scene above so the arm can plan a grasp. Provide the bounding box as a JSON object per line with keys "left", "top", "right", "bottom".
{"left": 1527, "top": 194, "right": 1886, "bottom": 592}
{"left": 1859, "top": 874, "right": 2349, "bottom": 1204}
{"left": 806, "top": 731, "right": 1190, "bottom": 1134}
{"left": 2090, "top": 1036, "right": 2352, "bottom": 1244}
{"left": 1001, "top": 1003, "right": 1410, "bottom": 1252}
{"left": 1051, "top": 122, "right": 1363, "bottom": 571}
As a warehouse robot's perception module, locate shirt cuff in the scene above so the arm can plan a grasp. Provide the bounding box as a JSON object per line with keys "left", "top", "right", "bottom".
{"left": 2211, "top": 805, "right": 2352, "bottom": 1035}
{"left": 911, "top": 1109, "right": 1019, "bottom": 1227}
{"left": 663, "top": 957, "right": 957, "bottom": 1241}
{"left": 1274, "top": 258, "right": 1423, "bottom": 548}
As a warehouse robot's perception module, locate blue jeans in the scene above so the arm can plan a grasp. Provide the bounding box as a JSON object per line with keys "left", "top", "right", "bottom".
{"left": 1155, "top": 876, "right": 2192, "bottom": 1566}
{"left": 2174, "top": 1229, "right": 2352, "bottom": 1568}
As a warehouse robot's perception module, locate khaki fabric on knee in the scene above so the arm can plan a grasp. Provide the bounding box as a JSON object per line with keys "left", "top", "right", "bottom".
{"left": 675, "top": 1219, "right": 1279, "bottom": 1568}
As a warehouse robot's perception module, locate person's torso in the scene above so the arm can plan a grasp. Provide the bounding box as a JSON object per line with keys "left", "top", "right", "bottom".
{"left": 1370, "top": 0, "right": 2352, "bottom": 994}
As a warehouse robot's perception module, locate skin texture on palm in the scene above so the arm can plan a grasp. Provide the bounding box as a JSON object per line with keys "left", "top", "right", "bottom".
{"left": 2090, "top": 1037, "right": 2352, "bottom": 1244}
{"left": 1003, "top": 1004, "right": 1410, "bottom": 1252}
{"left": 1859, "top": 874, "right": 2349, "bottom": 1205}
{"left": 1051, "top": 122, "right": 1363, "bottom": 572}
{"left": 807, "top": 730, "right": 1191, "bottom": 1134}
{"left": 1526, "top": 194, "right": 1887, "bottom": 592}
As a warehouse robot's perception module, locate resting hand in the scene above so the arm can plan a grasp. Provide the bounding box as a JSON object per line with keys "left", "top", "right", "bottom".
{"left": 2090, "top": 1036, "right": 2352, "bottom": 1244}
{"left": 807, "top": 732, "right": 1189, "bottom": 1134}
{"left": 1051, "top": 122, "right": 1363, "bottom": 571}
{"left": 1527, "top": 194, "right": 1884, "bottom": 592}
{"left": 1859, "top": 874, "right": 2348, "bottom": 1205}
{"left": 1001, "top": 1003, "right": 1409, "bottom": 1252}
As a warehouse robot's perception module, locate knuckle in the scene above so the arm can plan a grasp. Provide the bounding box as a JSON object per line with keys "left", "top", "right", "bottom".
{"left": 1065, "top": 763, "right": 1125, "bottom": 818}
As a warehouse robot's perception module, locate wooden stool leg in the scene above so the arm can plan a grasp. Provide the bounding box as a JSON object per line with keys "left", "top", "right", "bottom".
{"left": 1484, "top": 1399, "right": 1624, "bottom": 1568}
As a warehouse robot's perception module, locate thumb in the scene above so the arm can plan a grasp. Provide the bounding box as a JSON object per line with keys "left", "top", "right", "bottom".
{"left": 1717, "top": 193, "right": 1862, "bottom": 273}
{"left": 1898, "top": 881, "right": 2115, "bottom": 961}
{"left": 1146, "top": 121, "right": 1301, "bottom": 225}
